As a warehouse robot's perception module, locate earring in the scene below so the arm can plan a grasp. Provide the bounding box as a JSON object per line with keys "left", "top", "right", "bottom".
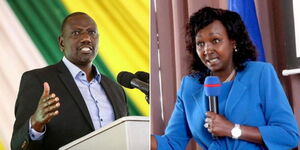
{"left": 234, "top": 46, "right": 238, "bottom": 52}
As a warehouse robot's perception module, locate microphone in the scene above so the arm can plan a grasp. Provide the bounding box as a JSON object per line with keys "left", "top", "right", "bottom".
{"left": 204, "top": 76, "right": 221, "bottom": 139}
{"left": 204, "top": 76, "right": 221, "bottom": 114}
{"left": 117, "top": 71, "right": 149, "bottom": 97}
{"left": 135, "top": 71, "right": 149, "bottom": 83}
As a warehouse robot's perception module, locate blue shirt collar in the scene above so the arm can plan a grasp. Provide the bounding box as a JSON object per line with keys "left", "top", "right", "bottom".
{"left": 62, "top": 57, "right": 101, "bottom": 82}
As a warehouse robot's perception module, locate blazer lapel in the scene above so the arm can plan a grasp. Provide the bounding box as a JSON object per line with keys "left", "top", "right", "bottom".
{"left": 56, "top": 61, "right": 94, "bottom": 130}
{"left": 190, "top": 85, "right": 212, "bottom": 138}
{"left": 224, "top": 72, "right": 247, "bottom": 120}
{"left": 192, "top": 86, "right": 209, "bottom": 116}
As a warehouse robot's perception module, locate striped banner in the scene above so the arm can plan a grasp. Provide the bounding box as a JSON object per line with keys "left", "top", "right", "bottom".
{"left": 1, "top": 0, "right": 149, "bottom": 149}
{"left": 0, "top": 138, "right": 4, "bottom": 150}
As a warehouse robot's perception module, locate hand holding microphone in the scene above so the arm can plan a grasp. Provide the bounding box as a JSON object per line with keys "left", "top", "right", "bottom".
{"left": 204, "top": 76, "right": 221, "bottom": 138}
{"left": 203, "top": 76, "right": 236, "bottom": 138}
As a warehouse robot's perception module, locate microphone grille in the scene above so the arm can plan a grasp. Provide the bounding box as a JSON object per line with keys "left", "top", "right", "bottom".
{"left": 135, "top": 71, "right": 149, "bottom": 83}
{"left": 117, "top": 71, "right": 135, "bottom": 89}
{"left": 204, "top": 76, "right": 221, "bottom": 96}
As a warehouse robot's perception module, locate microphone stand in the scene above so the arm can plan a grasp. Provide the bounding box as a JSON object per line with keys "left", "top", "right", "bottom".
{"left": 145, "top": 95, "right": 149, "bottom": 104}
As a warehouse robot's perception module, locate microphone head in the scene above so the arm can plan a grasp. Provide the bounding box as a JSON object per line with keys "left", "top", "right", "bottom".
{"left": 117, "top": 71, "right": 136, "bottom": 89}
{"left": 204, "top": 76, "right": 221, "bottom": 96}
{"left": 135, "top": 71, "right": 149, "bottom": 83}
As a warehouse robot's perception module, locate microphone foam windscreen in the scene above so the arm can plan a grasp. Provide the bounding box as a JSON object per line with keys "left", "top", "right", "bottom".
{"left": 135, "top": 71, "right": 149, "bottom": 83}
{"left": 117, "top": 71, "right": 136, "bottom": 89}
{"left": 204, "top": 76, "right": 221, "bottom": 96}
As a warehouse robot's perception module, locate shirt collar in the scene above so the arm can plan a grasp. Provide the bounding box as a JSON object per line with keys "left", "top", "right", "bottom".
{"left": 62, "top": 57, "right": 101, "bottom": 82}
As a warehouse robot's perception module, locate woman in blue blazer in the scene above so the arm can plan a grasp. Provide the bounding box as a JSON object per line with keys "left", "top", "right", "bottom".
{"left": 152, "top": 7, "right": 299, "bottom": 150}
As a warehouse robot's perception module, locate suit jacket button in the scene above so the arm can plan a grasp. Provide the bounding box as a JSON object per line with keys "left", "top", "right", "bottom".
{"left": 21, "top": 140, "right": 28, "bottom": 149}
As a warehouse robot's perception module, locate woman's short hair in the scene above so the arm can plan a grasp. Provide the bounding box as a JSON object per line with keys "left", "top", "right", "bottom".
{"left": 186, "top": 7, "right": 257, "bottom": 83}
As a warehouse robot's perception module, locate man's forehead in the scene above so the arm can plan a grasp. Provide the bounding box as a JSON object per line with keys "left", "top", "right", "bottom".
{"left": 67, "top": 15, "right": 96, "bottom": 26}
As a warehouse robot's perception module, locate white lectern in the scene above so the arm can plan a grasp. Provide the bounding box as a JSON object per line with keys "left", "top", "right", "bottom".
{"left": 59, "top": 116, "right": 149, "bottom": 150}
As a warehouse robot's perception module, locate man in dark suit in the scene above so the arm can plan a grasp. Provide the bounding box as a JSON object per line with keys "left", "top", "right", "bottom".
{"left": 11, "top": 12, "right": 128, "bottom": 150}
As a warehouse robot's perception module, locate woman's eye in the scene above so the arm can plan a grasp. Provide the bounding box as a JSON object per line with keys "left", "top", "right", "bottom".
{"left": 213, "top": 39, "right": 220, "bottom": 44}
{"left": 196, "top": 42, "right": 205, "bottom": 47}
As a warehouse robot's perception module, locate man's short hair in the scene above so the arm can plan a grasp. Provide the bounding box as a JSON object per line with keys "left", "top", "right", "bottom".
{"left": 60, "top": 12, "right": 89, "bottom": 34}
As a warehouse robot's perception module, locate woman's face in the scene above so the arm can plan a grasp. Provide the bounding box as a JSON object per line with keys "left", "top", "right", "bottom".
{"left": 195, "top": 20, "right": 235, "bottom": 74}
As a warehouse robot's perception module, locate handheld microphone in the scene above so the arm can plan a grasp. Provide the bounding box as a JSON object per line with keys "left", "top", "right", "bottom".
{"left": 204, "top": 76, "right": 221, "bottom": 139}
{"left": 204, "top": 76, "right": 221, "bottom": 114}
{"left": 117, "top": 71, "right": 149, "bottom": 97}
{"left": 135, "top": 71, "right": 149, "bottom": 83}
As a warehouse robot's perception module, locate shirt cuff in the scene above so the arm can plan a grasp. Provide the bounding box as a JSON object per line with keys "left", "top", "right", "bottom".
{"left": 28, "top": 118, "right": 46, "bottom": 141}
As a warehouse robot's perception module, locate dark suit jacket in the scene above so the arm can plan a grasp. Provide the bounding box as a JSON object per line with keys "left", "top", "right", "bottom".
{"left": 11, "top": 61, "right": 128, "bottom": 150}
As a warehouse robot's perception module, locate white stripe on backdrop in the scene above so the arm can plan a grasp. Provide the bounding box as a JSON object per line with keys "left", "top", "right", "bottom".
{"left": 0, "top": 0, "right": 47, "bottom": 149}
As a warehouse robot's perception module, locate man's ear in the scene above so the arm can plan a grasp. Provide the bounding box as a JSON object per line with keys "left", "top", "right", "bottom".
{"left": 58, "top": 36, "right": 64, "bottom": 52}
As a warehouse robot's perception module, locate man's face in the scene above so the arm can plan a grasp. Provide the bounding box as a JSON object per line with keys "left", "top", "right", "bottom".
{"left": 59, "top": 14, "right": 99, "bottom": 67}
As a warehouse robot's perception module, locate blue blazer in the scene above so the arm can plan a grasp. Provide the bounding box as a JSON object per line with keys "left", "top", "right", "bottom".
{"left": 155, "top": 61, "right": 299, "bottom": 150}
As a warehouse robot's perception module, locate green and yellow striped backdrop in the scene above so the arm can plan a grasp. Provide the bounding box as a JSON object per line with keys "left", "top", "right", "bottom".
{"left": 0, "top": 0, "right": 149, "bottom": 149}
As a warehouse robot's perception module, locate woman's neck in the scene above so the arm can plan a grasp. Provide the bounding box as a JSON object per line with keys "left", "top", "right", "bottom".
{"left": 211, "top": 68, "right": 236, "bottom": 82}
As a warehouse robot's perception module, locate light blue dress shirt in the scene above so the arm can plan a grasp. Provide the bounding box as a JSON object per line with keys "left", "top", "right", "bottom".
{"left": 29, "top": 57, "right": 115, "bottom": 140}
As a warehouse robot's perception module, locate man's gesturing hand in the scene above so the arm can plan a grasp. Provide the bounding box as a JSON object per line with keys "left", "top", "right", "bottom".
{"left": 31, "top": 82, "right": 60, "bottom": 132}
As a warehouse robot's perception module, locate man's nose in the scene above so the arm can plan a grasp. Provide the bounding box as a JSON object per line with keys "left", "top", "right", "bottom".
{"left": 81, "top": 32, "right": 92, "bottom": 43}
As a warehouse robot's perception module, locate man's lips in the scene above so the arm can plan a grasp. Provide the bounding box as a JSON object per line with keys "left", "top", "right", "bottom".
{"left": 79, "top": 46, "right": 93, "bottom": 53}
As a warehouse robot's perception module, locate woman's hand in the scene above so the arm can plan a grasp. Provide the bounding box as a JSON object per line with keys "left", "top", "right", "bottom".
{"left": 204, "top": 112, "right": 263, "bottom": 144}
{"left": 204, "top": 112, "right": 234, "bottom": 137}
{"left": 151, "top": 135, "right": 157, "bottom": 150}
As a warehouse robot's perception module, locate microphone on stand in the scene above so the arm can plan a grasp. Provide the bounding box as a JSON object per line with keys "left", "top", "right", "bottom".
{"left": 117, "top": 71, "right": 149, "bottom": 104}
{"left": 135, "top": 71, "right": 149, "bottom": 83}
